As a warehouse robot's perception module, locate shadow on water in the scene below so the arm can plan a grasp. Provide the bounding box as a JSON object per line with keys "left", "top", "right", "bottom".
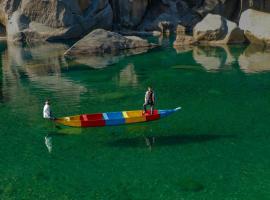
{"left": 107, "top": 134, "right": 236, "bottom": 148}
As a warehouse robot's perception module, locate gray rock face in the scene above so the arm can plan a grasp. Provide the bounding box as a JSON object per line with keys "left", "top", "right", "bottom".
{"left": 239, "top": 9, "right": 270, "bottom": 46}
{"left": 64, "top": 29, "right": 156, "bottom": 56}
{"left": 193, "top": 14, "right": 245, "bottom": 44}
{"left": 110, "top": 0, "right": 149, "bottom": 28}
{"left": 1, "top": 0, "right": 270, "bottom": 43}
{"left": 139, "top": 0, "right": 201, "bottom": 32}
{"left": 109, "top": 0, "right": 270, "bottom": 32}
{"left": 240, "top": 0, "right": 270, "bottom": 15}
{"left": 0, "top": 0, "right": 113, "bottom": 42}
{"left": 194, "top": 0, "right": 240, "bottom": 21}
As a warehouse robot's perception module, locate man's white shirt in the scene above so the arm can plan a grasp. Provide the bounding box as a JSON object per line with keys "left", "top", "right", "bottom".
{"left": 43, "top": 104, "right": 51, "bottom": 119}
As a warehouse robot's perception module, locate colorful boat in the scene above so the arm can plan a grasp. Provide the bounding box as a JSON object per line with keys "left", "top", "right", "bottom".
{"left": 54, "top": 107, "right": 181, "bottom": 127}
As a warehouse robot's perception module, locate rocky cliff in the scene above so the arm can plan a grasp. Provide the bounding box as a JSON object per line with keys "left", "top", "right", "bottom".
{"left": 0, "top": 0, "right": 269, "bottom": 43}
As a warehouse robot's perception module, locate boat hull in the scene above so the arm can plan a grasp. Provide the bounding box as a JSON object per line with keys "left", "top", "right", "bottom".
{"left": 54, "top": 107, "right": 181, "bottom": 128}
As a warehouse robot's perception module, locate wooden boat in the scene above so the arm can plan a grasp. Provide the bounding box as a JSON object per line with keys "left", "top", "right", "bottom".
{"left": 54, "top": 107, "right": 181, "bottom": 127}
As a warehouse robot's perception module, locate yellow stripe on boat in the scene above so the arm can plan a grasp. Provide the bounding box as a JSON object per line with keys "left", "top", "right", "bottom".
{"left": 55, "top": 118, "right": 82, "bottom": 127}
{"left": 124, "top": 110, "right": 146, "bottom": 123}
{"left": 122, "top": 111, "right": 128, "bottom": 118}
{"left": 62, "top": 115, "right": 81, "bottom": 121}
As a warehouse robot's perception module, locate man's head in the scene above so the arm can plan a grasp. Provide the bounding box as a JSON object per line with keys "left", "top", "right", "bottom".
{"left": 45, "top": 100, "right": 50, "bottom": 105}
{"left": 148, "top": 86, "right": 152, "bottom": 91}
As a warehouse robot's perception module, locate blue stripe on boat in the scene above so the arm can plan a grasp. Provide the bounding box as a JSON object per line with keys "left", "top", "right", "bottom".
{"left": 159, "top": 109, "right": 174, "bottom": 118}
{"left": 105, "top": 112, "right": 125, "bottom": 125}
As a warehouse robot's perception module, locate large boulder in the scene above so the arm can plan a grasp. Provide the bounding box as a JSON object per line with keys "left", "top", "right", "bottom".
{"left": 193, "top": 14, "right": 245, "bottom": 44}
{"left": 64, "top": 29, "right": 157, "bottom": 67}
{"left": 0, "top": 0, "right": 113, "bottom": 43}
{"left": 64, "top": 29, "right": 157, "bottom": 56}
{"left": 239, "top": 9, "right": 270, "bottom": 46}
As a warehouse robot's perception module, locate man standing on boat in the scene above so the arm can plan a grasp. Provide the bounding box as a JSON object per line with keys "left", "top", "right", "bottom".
{"left": 143, "top": 86, "right": 155, "bottom": 115}
{"left": 43, "top": 100, "right": 54, "bottom": 120}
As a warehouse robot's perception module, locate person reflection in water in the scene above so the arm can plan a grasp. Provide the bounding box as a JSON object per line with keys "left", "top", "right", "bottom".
{"left": 143, "top": 86, "right": 155, "bottom": 115}
{"left": 45, "top": 135, "right": 52, "bottom": 153}
{"left": 145, "top": 137, "right": 155, "bottom": 151}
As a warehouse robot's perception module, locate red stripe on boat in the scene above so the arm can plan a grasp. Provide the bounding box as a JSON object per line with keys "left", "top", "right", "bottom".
{"left": 146, "top": 114, "right": 160, "bottom": 121}
{"left": 80, "top": 113, "right": 105, "bottom": 127}
{"left": 145, "top": 110, "right": 160, "bottom": 121}
{"left": 81, "top": 114, "right": 88, "bottom": 121}
{"left": 145, "top": 110, "right": 159, "bottom": 115}
{"left": 81, "top": 120, "right": 106, "bottom": 127}
{"left": 80, "top": 113, "right": 104, "bottom": 121}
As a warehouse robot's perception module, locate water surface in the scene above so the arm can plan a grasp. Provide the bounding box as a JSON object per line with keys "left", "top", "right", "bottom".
{"left": 1, "top": 39, "right": 270, "bottom": 199}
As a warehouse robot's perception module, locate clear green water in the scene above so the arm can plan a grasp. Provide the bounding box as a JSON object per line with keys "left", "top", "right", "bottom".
{"left": 1, "top": 39, "right": 270, "bottom": 200}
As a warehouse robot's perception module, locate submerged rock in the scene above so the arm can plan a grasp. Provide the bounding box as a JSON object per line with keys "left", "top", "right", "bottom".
{"left": 193, "top": 14, "right": 245, "bottom": 44}
{"left": 178, "top": 178, "right": 204, "bottom": 192}
{"left": 239, "top": 9, "right": 270, "bottom": 46}
{"left": 64, "top": 29, "right": 157, "bottom": 56}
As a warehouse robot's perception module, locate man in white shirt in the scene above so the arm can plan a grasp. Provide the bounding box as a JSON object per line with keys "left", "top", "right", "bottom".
{"left": 43, "top": 100, "right": 52, "bottom": 119}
